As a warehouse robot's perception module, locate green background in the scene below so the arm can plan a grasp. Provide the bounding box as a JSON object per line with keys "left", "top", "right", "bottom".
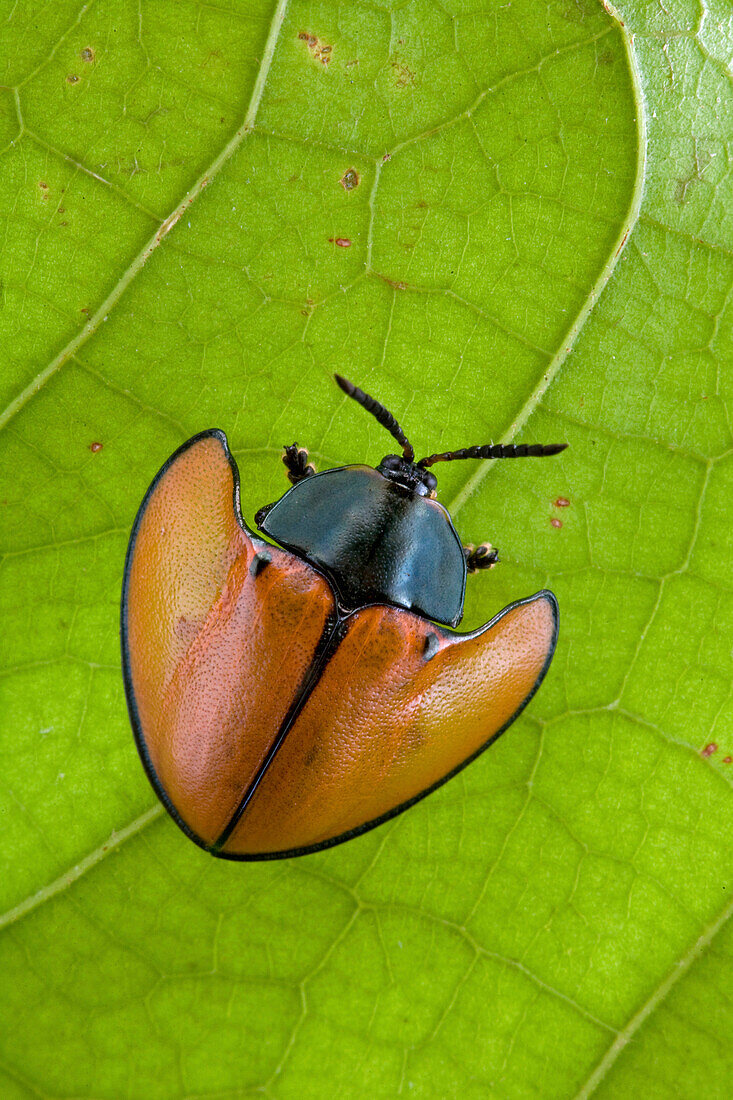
{"left": 1, "top": 0, "right": 731, "bottom": 1096}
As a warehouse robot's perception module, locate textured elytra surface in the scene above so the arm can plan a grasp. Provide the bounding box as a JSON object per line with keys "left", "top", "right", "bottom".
{"left": 0, "top": 0, "right": 731, "bottom": 1097}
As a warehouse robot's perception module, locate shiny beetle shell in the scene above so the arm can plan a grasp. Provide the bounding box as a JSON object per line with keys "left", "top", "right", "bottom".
{"left": 122, "top": 425, "right": 560, "bottom": 860}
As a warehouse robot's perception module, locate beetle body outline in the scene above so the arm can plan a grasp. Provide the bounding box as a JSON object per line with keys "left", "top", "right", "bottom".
{"left": 122, "top": 380, "right": 565, "bottom": 859}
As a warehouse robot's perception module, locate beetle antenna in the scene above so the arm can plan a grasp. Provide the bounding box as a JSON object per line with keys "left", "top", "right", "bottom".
{"left": 417, "top": 442, "right": 568, "bottom": 467}
{"left": 334, "top": 374, "right": 415, "bottom": 462}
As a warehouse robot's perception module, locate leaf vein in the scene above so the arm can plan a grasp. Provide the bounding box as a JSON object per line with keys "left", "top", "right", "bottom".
{"left": 0, "top": 0, "right": 292, "bottom": 434}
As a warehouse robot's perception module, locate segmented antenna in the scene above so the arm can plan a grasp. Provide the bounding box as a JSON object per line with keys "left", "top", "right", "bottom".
{"left": 418, "top": 442, "right": 568, "bottom": 468}
{"left": 334, "top": 374, "right": 415, "bottom": 462}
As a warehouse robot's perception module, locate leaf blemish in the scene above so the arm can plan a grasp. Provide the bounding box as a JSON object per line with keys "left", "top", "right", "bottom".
{"left": 328, "top": 237, "right": 351, "bottom": 247}
{"left": 375, "top": 273, "right": 408, "bottom": 291}
{"left": 391, "top": 58, "right": 416, "bottom": 88}
{"left": 89, "top": 441, "right": 103, "bottom": 453}
{"left": 550, "top": 518, "right": 563, "bottom": 529}
{"left": 81, "top": 47, "right": 95, "bottom": 63}
{"left": 701, "top": 743, "right": 718, "bottom": 758}
{"left": 66, "top": 74, "right": 79, "bottom": 84}
{"left": 555, "top": 497, "right": 570, "bottom": 507}
{"left": 615, "top": 229, "right": 630, "bottom": 257}
{"left": 340, "top": 168, "right": 359, "bottom": 190}
{"left": 298, "top": 31, "right": 332, "bottom": 65}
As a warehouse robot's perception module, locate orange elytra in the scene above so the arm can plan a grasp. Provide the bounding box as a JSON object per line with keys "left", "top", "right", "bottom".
{"left": 121, "top": 376, "right": 566, "bottom": 859}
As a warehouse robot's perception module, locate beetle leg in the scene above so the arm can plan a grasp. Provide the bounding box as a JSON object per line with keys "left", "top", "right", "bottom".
{"left": 464, "top": 543, "right": 500, "bottom": 573}
{"left": 283, "top": 442, "right": 317, "bottom": 486}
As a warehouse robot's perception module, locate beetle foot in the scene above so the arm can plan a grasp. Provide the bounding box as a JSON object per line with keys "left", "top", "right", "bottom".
{"left": 464, "top": 543, "right": 500, "bottom": 572}
{"left": 283, "top": 443, "right": 316, "bottom": 485}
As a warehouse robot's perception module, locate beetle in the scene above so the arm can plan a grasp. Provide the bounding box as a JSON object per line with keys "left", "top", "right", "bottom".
{"left": 122, "top": 375, "right": 567, "bottom": 860}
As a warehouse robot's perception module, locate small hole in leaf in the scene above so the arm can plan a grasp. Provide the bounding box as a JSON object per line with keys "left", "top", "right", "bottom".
{"left": 340, "top": 168, "right": 359, "bottom": 191}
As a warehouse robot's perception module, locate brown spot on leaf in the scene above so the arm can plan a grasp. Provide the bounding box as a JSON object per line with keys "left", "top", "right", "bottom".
{"left": 554, "top": 497, "right": 570, "bottom": 508}
{"left": 340, "top": 168, "right": 359, "bottom": 191}
{"left": 299, "top": 30, "right": 333, "bottom": 65}
{"left": 550, "top": 517, "right": 563, "bottom": 529}
{"left": 81, "top": 47, "right": 95, "bottom": 63}
{"left": 391, "top": 58, "right": 416, "bottom": 88}
{"left": 328, "top": 237, "right": 351, "bottom": 247}
{"left": 38, "top": 181, "right": 48, "bottom": 189}
{"left": 375, "top": 272, "right": 408, "bottom": 291}
{"left": 66, "top": 74, "right": 79, "bottom": 84}
{"left": 724, "top": 756, "right": 732, "bottom": 765}
{"left": 89, "top": 441, "right": 103, "bottom": 453}
{"left": 615, "top": 229, "right": 630, "bottom": 256}
{"left": 701, "top": 742, "right": 718, "bottom": 758}
{"left": 200, "top": 48, "right": 226, "bottom": 71}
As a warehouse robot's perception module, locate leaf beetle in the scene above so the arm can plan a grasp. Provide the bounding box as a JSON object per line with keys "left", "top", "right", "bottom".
{"left": 121, "top": 375, "right": 567, "bottom": 859}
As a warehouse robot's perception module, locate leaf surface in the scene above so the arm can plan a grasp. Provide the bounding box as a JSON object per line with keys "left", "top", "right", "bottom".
{"left": 1, "top": 1, "right": 731, "bottom": 1096}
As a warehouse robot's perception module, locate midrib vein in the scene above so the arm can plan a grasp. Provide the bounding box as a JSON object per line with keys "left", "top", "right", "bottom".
{"left": 0, "top": 0, "right": 291, "bottom": 433}
{"left": 448, "top": 3, "right": 647, "bottom": 518}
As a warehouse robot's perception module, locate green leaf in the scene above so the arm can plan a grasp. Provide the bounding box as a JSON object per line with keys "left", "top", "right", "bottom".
{"left": 1, "top": 0, "right": 731, "bottom": 1095}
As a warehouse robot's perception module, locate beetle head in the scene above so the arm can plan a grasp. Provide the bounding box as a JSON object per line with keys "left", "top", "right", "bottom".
{"left": 377, "top": 454, "right": 437, "bottom": 497}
